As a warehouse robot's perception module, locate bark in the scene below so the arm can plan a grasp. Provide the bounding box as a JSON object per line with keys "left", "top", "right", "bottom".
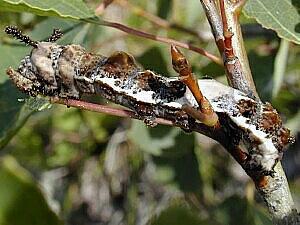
{"left": 199, "top": 0, "right": 300, "bottom": 224}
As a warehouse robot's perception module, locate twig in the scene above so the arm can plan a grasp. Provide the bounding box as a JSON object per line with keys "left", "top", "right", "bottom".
{"left": 83, "top": 18, "right": 223, "bottom": 65}
{"left": 50, "top": 97, "right": 174, "bottom": 126}
{"left": 171, "top": 45, "right": 219, "bottom": 127}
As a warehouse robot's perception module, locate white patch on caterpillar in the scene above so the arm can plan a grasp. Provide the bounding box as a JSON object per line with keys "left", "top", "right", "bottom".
{"left": 94, "top": 76, "right": 158, "bottom": 104}
{"left": 230, "top": 113, "right": 279, "bottom": 172}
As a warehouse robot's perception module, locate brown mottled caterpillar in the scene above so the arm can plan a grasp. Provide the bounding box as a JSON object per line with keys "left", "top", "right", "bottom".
{"left": 5, "top": 26, "right": 294, "bottom": 175}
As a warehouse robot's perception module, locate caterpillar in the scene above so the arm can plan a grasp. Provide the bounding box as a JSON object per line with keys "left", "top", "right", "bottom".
{"left": 4, "top": 26, "right": 294, "bottom": 175}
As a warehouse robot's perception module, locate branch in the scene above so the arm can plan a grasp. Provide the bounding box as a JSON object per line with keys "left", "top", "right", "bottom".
{"left": 50, "top": 97, "right": 173, "bottom": 126}
{"left": 221, "top": 0, "right": 257, "bottom": 95}
{"left": 257, "top": 164, "right": 300, "bottom": 225}
{"left": 83, "top": 18, "right": 223, "bottom": 65}
{"left": 199, "top": 0, "right": 257, "bottom": 96}
{"left": 199, "top": 0, "right": 299, "bottom": 223}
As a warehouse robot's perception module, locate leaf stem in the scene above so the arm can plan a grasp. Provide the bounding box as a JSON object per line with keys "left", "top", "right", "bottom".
{"left": 50, "top": 97, "right": 174, "bottom": 126}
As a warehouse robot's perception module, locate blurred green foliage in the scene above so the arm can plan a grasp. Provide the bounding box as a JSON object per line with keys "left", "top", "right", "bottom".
{"left": 0, "top": 156, "right": 62, "bottom": 225}
{"left": 0, "top": 0, "right": 299, "bottom": 225}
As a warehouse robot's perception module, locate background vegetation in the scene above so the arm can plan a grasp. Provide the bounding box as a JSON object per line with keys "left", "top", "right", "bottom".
{"left": 0, "top": 0, "right": 299, "bottom": 224}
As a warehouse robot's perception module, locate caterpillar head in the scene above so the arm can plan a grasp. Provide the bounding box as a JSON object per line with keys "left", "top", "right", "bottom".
{"left": 4, "top": 26, "right": 63, "bottom": 96}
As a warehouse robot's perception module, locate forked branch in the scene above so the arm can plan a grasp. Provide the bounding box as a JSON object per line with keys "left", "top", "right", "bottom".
{"left": 199, "top": 0, "right": 299, "bottom": 224}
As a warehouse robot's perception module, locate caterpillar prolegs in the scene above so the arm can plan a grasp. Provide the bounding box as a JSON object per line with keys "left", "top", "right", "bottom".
{"left": 5, "top": 26, "right": 294, "bottom": 175}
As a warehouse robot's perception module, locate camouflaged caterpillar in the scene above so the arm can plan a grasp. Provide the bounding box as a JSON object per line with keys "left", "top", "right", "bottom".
{"left": 5, "top": 26, "right": 294, "bottom": 175}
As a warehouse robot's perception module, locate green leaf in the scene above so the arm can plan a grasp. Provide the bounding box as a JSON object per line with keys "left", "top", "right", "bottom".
{"left": 128, "top": 122, "right": 201, "bottom": 192}
{"left": 128, "top": 121, "right": 180, "bottom": 155}
{"left": 248, "top": 50, "right": 275, "bottom": 101}
{"left": 272, "top": 89, "right": 299, "bottom": 117}
{"left": 287, "top": 110, "right": 300, "bottom": 133}
{"left": 0, "top": 98, "right": 28, "bottom": 149}
{"left": 0, "top": 44, "right": 30, "bottom": 149}
{"left": 0, "top": 43, "right": 50, "bottom": 149}
{"left": 0, "top": 156, "right": 62, "bottom": 225}
{"left": 0, "top": 0, "right": 94, "bottom": 19}
{"left": 29, "top": 17, "right": 89, "bottom": 46}
{"left": 244, "top": 0, "right": 300, "bottom": 44}
{"left": 197, "top": 61, "right": 224, "bottom": 78}
{"left": 0, "top": 83, "right": 50, "bottom": 149}
{"left": 0, "top": 46, "right": 29, "bottom": 148}
{"left": 137, "top": 46, "right": 170, "bottom": 76}
{"left": 29, "top": 18, "right": 81, "bottom": 43}
{"left": 152, "top": 147, "right": 202, "bottom": 192}
{"left": 0, "top": 45, "right": 29, "bottom": 84}
{"left": 157, "top": 0, "right": 173, "bottom": 19}
{"left": 214, "top": 195, "right": 272, "bottom": 225}
{"left": 151, "top": 205, "right": 204, "bottom": 225}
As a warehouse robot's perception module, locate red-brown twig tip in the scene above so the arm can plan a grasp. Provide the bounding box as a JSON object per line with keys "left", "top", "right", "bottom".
{"left": 170, "top": 45, "right": 185, "bottom": 66}
{"left": 170, "top": 45, "right": 190, "bottom": 75}
{"left": 170, "top": 45, "right": 219, "bottom": 127}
